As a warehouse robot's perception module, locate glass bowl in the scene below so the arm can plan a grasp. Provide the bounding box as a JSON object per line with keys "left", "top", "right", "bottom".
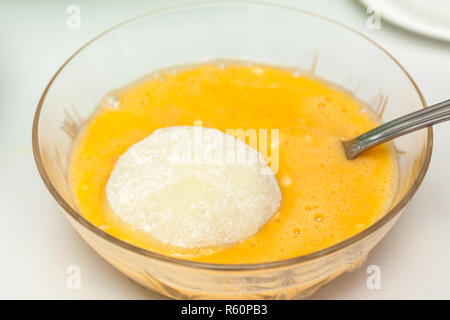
{"left": 32, "top": 1, "right": 432, "bottom": 299}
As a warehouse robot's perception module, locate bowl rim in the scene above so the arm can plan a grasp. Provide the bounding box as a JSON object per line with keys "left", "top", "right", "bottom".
{"left": 32, "top": 0, "right": 432, "bottom": 271}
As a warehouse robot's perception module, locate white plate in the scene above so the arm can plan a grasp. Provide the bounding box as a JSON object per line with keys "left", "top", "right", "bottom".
{"left": 360, "top": 0, "right": 450, "bottom": 41}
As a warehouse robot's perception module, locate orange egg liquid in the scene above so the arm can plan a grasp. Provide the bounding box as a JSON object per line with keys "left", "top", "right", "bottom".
{"left": 69, "top": 61, "right": 397, "bottom": 264}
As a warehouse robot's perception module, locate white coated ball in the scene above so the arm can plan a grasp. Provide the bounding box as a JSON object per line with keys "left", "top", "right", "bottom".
{"left": 106, "top": 126, "right": 281, "bottom": 248}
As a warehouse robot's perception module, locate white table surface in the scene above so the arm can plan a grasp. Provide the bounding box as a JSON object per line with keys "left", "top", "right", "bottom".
{"left": 0, "top": 0, "right": 449, "bottom": 299}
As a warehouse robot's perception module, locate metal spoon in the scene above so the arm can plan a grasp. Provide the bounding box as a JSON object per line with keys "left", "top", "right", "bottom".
{"left": 342, "top": 99, "right": 450, "bottom": 160}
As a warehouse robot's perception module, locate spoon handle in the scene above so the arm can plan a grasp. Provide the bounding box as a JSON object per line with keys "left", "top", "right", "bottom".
{"left": 343, "top": 99, "right": 450, "bottom": 160}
